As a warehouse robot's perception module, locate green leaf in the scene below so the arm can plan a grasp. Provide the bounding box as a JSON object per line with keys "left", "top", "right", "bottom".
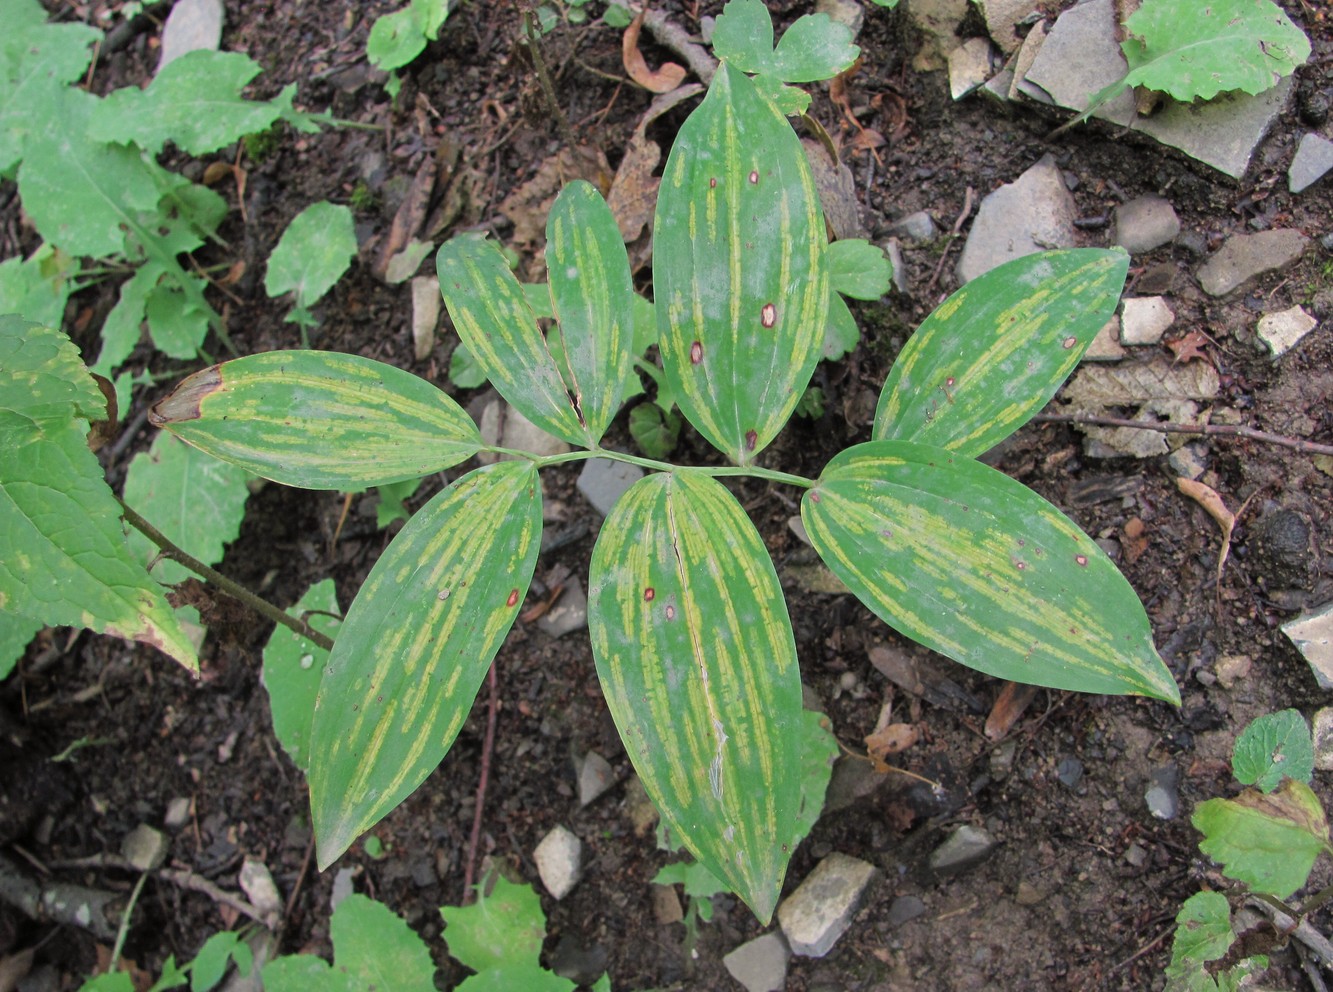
{"left": 768, "top": 11, "right": 859, "bottom": 83}
{"left": 588, "top": 471, "right": 803, "bottom": 923}
{"left": 265, "top": 202, "right": 357, "bottom": 317}
{"left": 309, "top": 462, "right": 541, "bottom": 867}
{"left": 1166, "top": 892, "right": 1234, "bottom": 971}
{"left": 710, "top": 0, "right": 774, "bottom": 74}
{"left": 447, "top": 339, "right": 488, "bottom": 389}
{"left": 1194, "top": 779, "right": 1330, "bottom": 899}
{"left": 0, "top": 14, "right": 101, "bottom": 173}
{"left": 77, "top": 976, "right": 135, "bottom": 992}
{"left": 653, "top": 859, "right": 728, "bottom": 898}
{"left": 262, "top": 579, "right": 341, "bottom": 772}
{"left": 144, "top": 281, "right": 212, "bottom": 360}
{"left": 1233, "top": 708, "right": 1314, "bottom": 792}
{"left": 822, "top": 293, "right": 860, "bottom": 361}
{"left": 0, "top": 315, "right": 105, "bottom": 426}
{"left": 123, "top": 432, "right": 252, "bottom": 585}
{"left": 94, "top": 265, "right": 155, "bottom": 375}
{"left": 653, "top": 63, "right": 828, "bottom": 465}
{"left": 828, "top": 239, "right": 892, "bottom": 300}
{"left": 628, "top": 403, "right": 680, "bottom": 459}
{"left": 147, "top": 955, "right": 189, "bottom": 992}
{"left": 0, "top": 244, "right": 73, "bottom": 331}
{"left": 190, "top": 931, "right": 246, "bottom": 992}
{"left": 874, "top": 249, "right": 1128, "bottom": 457}
{"left": 150, "top": 350, "right": 481, "bottom": 490}
{"left": 0, "top": 610, "right": 42, "bottom": 681}
{"left": 455, "top": 967, "right": 575, "bottom": 992}
{"left": 367, "top": 0, "right": 449, "bottom": 72}
{"left": 328, "top": 894, "right": 436, "bottom": 992}
{"left": 374, "top": 476, "right": 423, "bottom": 528}
{"left": 261, "top": 954, "right": 355, "bottom": 992}
{"left": 603, "top": 4, "right": 632, "bottom": 29}
{"left": 794, "top": 708, "right": 837, "bottom": 845}
{"left": 441, "top": 875, "right": 546, "bottom": 973}
{"left": 89, "top": 51, "right": 284, "bottom": 156}
{"left": 802, "top": 440, "right": 1180, "bottom": 703}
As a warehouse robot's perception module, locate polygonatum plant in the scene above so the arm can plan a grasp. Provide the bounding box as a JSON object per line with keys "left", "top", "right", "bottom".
{"left": 147, "top": 14, "right": 1179, "bottom": 923}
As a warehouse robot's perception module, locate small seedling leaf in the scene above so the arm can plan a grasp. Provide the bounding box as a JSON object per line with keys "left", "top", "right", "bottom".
{"left": 374, "top": 476, "right": 423, "bottom": 528}
{"left": 262, "top": 579, "right": 341, "bottom": 772}
{"left": 653, "top": 859, "right": 728, "bottom": 898}
{"left": 768, "top": 12, "right": 859, "bottom": 83}
{"left": 261, "top": 955, "right": 353, "bottom": 992}
{"left": 628, "top": 403, "right": 680, "bottom": 459}
{"left": 1165, "top": 891, "right": 1234, "bottom": 977}
{"left": 367, "top": 0, "right": 449, "bottom": 72}
{"left": 794, "top": 708, "right": 837, "bottom": 845}
{"left": 1194, "top": 779, "right": 1330, "bottom": 899}
{"left": 1233, "top": 708, "right": 1314, "bottom": 792}
{"left": 828, "top": 239, "right": 893, "bottom": 300}
{"left": 190, "top": 930, "right": 248, "bottom": 992}
{"left": 150, "top": 350, "right": 481, "bottom": 489}
{"left": 265, "top": 202, "right": 357, "bottom": 319}
{"left": 94, "top": 265, "right": 155, "bottom": 375}
{"left": 823, "top": 293, "right": 861, "bottom": 361}
{"left": 588, "top": 471, "right": 803, "bottom": 923}
{"left": 0, "top": 245, "right": 73, "bottom": 333}
{"left": 709, "top": 0, "right": 774, "bottom": 75}
{"left": 309, "top": 462, "right": 541, "bottom": 868}
{"left": 144, "top": 283, "right": 212, "bottom": 360}
{"left": 874, "top": 249, "right": 1127, "bottom": 457}
{"left": 803, "top": 440, "right": 1179, "bottom": 703}
{"left": 441, "top": 875, "right": 546, "bottom": 973}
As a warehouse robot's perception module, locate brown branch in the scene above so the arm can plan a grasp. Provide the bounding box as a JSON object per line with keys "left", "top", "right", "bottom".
{"left": 1032, "top": 413, "right": 1333, "bottom": 457}
{"left": 522, "top": 11, "right": 581, "bottom": 154}
{"left": 158, "top": 868, "right": 271, "bottom": 927}
{"left": 461, "top": 661, "right": 500, "bottom": 904}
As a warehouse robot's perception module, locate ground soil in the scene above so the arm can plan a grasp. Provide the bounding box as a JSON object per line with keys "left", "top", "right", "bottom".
{"left": 4, "top": 0, "right": 1333, "bottom": 989}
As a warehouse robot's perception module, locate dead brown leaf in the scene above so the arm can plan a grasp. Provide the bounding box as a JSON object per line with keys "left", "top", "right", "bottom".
{"left": 865, "top": 722, "right": 919, "bottom": 769}
{"left": 1177, "top": 477, "right": 1247, "bottom": 603}
{"left": 374, "top": 157, "right": 438, "bottom": 281}
{"left": 984, "top": 682, "right": 1040, "bottom": 741}
{"left": 623, "top": 9, "right": 687, "bottom": 94}
{"left": 500, "top": 145, "right": 613, "bottom": 252}
{"left": 1167, "top": 329, "right": 1211, "bottom": 364}
{"left": 1123, "top": 516, "right": 1149, "bottom": 564}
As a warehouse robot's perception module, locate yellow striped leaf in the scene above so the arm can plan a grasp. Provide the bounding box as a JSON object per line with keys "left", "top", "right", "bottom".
{"left": 310, "top": 461, "right": 542, "bottom": 868}
{"left": 150, "top": 350, "right": 480, "bottom": 489}
{"left": 874, "top": 249, "right": 1128, "bottom": 457}
{"left": 803, "top": 440, "right": 1179, "bottom": 703}
{"left": 588, "top": 471, "right": 803, "bottom": 923}
{"left": 653, "top": 63, "right": 828, "bottom": 465}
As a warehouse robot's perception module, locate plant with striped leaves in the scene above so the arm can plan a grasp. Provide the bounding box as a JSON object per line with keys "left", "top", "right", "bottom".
{"left": 148, "top": 46, "right": 1178, "bottom": 926}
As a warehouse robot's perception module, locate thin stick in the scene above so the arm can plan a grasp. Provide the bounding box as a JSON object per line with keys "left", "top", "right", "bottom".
{"left": 923, "top": 187, "right": 976, "bottom": 298}
{"left": 157, "top": 868, "right": 267, "bottom": 925}
{"left": 522, "top": 11, "right": 581, "bottom": 153}
{"left": 461, "top": 661, "right": 500, "bottom": 904}
{"left": 108, "top": 871, "right": 148, "bottom": 973}
{"left": 118, "top": 499, "right": 335, "bottom": 652}
{"left": 1032, "top": 413, "right": 1333, "bottom": 457}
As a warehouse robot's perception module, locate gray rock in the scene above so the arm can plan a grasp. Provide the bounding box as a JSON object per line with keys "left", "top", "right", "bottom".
{"left": 949, "top": 37, "right": 995, "bottom": 100}
{"left": 928, "top": 824, "right": 997, "bottom": 875}
{"left": 1056, "top": 756, "right": 1084, "bottom": 789}
{"left": 1282, "top": 601, "right": 1333, "bottom": 691}
{"left": 1145, "top": 764, "right": 1180, "bottom": 820}
{"left": 548, "top": 935, "right": 608, "bottom": 987}
{"left": 1136, "top": 79, "right": 1294, "bottom": 180}
{"left": 723, "top": 931, "right": 791, "bottom": 992}
{"left": 164, "top": 797, "right": 192, "bottom": 831}
{"left": 815, "top": 0, "right": 864, "bottom": 40}
{"left": 1312, "top": 707, "right": 1333, "bottom": 772}
{"left": 884, "top": 210, "right": 938, "bottom": 243}
{"left": 536, "top": 575, "right": 588, "bottom": 639}
{"left": 534, "top": 825, "right": 583, "bottom": 900}
{"left": 1289, "top": 133, "right": 1333, "bottom": 194}
{"left": 1083, "top": 316, "right": 1126, "bottom": 361}
{"left": 239, "top": 857, "right": 283, "bottom": 924}
{"left": 1120, "top": 296, "right": 1174, "bottom": 345}
{"left": 157, "top": 0, "right": 224, "bottom": 72}
{"left": 475, "top": 395, "right": 572, "bottom": 464}
{"left": 577, "top": 750, "right": 614, "bottom": 807}
{"left": 1197, "top": 230, "right": 1310, "bottom": 297}
{"left": 1167, "top": 443, "right": 1209, "bottom": 481}
{"left": 979, "top": 0, "right": 1031, "bottom": 54}
{"left": 886, "top": 894, "right": 927, "bottom": 928}
{"left": 823, "top": 754, "right": 891, "bottom": 812}
{"left": 1008, "top": 20, "right": 1047, "bottom": 102}
{"left": 1256, "top": 305, "right": 1319, "bottom": 358}
{"left": 577, "top": 458, "right": 644, "bottom": 516}
{"left": 330, "top": 867, "right": 357, "bottom": 910}
{"left": 122, "top": 824, "right": 168, "bottom": 871}
{"left": 777, "top": 852, "right": 878, "bottom": 958}
{"left": 884, "top": 238, "right": 908, "bottom": 295}
{"left": 956, "top": 154, "right": 1076, "bottom": 283}
{"left": 410, "top": 275, "right": 439, "bottom": 362}
{"left": 1113, "top": 196, "right": 1180, "bottom": 254}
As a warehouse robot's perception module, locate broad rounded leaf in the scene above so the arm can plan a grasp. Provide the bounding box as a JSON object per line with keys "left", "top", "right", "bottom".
{"left": 262, "top": 579, "right": 342, "bottom": 772}
{"left": 150, "top": 350, "right": 481, "bottom": 489}
{"left": 1233, "top": 708, "right": 1314, "bottom": 792}
{"left": 709, "top": 0, "right": 774, "bottom": 74}
{"left": 768, "top": 11, "right": 859, "bottom": 82}
{"left": 1167, "top": 891, "right": 1235, "bottom": 972}
{"left": 802, "top": 440, "right": 1179, "bottom": 702}
{"left": 828, "top": 238, "right": 893, "bottom": 301}
{"left": 441, "top": 875, "right": 546, "bottom": 973}
{"left": 264, "top": 201, "right": 357, "bottom": 313}
{"left": 875, "top": 249, "right": 1128, "bottom": 457}
{"left": 328, "top": 894, "right": 436, "bottom": 992}
{"left": 1194, "top": 780, "right": 1330, "bottom": 899}
{"left": 310, "top": 461, "right": 541, "bottom": 868}
{"left": 588, "top": 470, "right": 803, "bottom": 923}
{"left": 654, "top": 63, "right": 828, "bottom": 464}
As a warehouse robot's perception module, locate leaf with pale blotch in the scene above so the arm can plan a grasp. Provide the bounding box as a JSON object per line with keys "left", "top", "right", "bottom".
{"left": 874, "top": 249, "right": 1127, "bottom": 457}
{"left": 150, "top": 350, "right": 480, "bottom": 490}
{"left": 588, "top": 471, "right": 803, "bottom": 923}
{"left": 1233, "top": 709, "right": 1314, "bottom": 792}
{"left": 654, "top": 63, "right": 828, "bottom": 465}
{"left": 1194, "top": 779, "right": 1330, "bottom": 899}
{"left": 802, "top": 440, "right": 1179, "bottom": 703}
{"left": 309, "top": 461, "right": 541, "bottom": 868}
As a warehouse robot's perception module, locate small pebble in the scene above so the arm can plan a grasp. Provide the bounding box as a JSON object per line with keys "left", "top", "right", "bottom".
{"left": 1145, "top": 764, "right": 1180, "bottom": 820}
{"left": 1056, "top": 756, "right": 1084, "bottom": 789}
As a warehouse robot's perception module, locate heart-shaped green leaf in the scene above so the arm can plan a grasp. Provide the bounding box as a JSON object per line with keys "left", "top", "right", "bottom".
{"left": 802, "top": 440, "right": 1179, "bottom": 702}
{"left": 588, "top": 470, "right": 803, "bottom": 923}
{"left": 310, "top": 461, "right": 542, "bottom": 867}
{"left": 874, "top": 249, "right": 1128, "bottom": 457}
{"left": 150, "top": 350, "right": 480, "bottom": 489}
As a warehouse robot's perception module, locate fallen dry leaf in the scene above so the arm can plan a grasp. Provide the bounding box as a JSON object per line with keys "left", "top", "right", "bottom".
{"left": 1177, "top": 477, "right": 1243, "bottom": 601}
{"left": 623, "top": 9, "right": 687, "bottom": 94}
{"left": 606, "top": 84, "right": 702, "bottom": 252}
{"left": 500, "top": 145, "right": 613, "bottom": 251}
{"left": 1123, "top": 516, "right": 1149, "bottom": 564}
{"left": 984, "top": 682, "right": 1040, "bottom": 740}
{"left": 1167, "top": 329, "right": 1211, "bottom": 364}
{"left": 374, "top": 156, "right": 438, "bottom": 280}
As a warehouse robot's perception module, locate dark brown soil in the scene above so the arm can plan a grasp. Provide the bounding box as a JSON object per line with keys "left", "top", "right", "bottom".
{"left": 4, "top": 1, "right": 1333, "bottom": 990}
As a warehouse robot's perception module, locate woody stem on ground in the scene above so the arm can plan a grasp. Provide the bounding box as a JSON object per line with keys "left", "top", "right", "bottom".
{"left": 1032, "top": 413, "right": 1333, "bottom": 457}
{"left": 461, "top": 661, "right": 500, "bottom": 905}
{"left": 118, "top": 499, "right": 336, "bottom": 653}
{"left": 521, "top": 9, "right": 582, "bottom": 154}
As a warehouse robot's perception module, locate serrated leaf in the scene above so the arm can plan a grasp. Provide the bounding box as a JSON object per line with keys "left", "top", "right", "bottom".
{"left": 123, "top": 432, "right": 251, "bottom": 585}
{"left": 802, "top": 440, "right": 1179, "bottom": 702}
{"left": 441, "top": 875, "right": 546, "bottom": 973}
{"left": 709, "top": 0, "right": 773, "bottom": 74}
{"left": 1194, "top": 779, "right": 1330, "bottom": 899}
{"left": 89, "top": 51, "right": 284, "bottom": 156}
{"left": 310, "top": 462, "right": 541, "bottom": 868}
{"left": 150, "top": 350, "right": 481, "bottom": 490}
{"left": 0, "top": 315, "right": 106, "bottom": 426}
{"left": 654, "top": 63, "right": 828, "bottom": 465}
{"left": 261, "top": 955, "right": 354, "bottom": 992}
{"left": 0, "top": 610, "right": 42, "bottom": 681}
{"left": 653, "top": 859, "right": 728, "bottom": 897}
{"left": 262, "top": 579, "right": 341, "bottom": 772}
{"left": 828, "top": 239, "right": 892, "bottom": 301}
{"left": 588, "top": 471, "right": 803, "bottom": 923}
{"left": 875, "top": 249, "right": 1128, "bottom": 457}
{"left": 93, "top": 265, "right": 154, "bottom": 375}
{"left": 1233, "top": 708, "right": 1314, "bottom": 792}
{"left": 1166, "top": 891, "right": 1234, "bottom": 976}
{"left": 0, "top": 15, "right": 101, "bottom": 173}
{"left": 265, "top": 202, "right": 357, "bottom": 316}
{"left": 330, "top": 895, "right": 436, "bottom": 992}
{"left": 628, "top": 403, "right": 680, "bottom": 459}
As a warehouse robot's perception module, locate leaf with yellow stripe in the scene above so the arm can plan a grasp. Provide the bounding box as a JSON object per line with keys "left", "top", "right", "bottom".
{"left": 653, "top": 63, "right": 828, "bottom": 465}
{"left": 874, "top": 249, "right": 1128, "bottom": 457}
{"left": 802, "top": 440, "right": 1179, "bottom": 703}
{"left": 150, "top": 350, "right": 480, "bottom": 489}
{"left": 588, "top": 470, "right": 803, "bottom": 923}
{"left": 309, "top": 461, "right": 542, "bottom": 868}
{"left": 436, "top": 181, "right": 633, "bottom": 448}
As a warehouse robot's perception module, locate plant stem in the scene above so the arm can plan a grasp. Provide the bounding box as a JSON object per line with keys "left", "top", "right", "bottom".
{"left": 461, "top": 661, "right": 499, "bottom": 905}
{"left": 108, "top": 870, "right": 148, "bottom": 973}
{"left": 521, "top": 10, "right": 581, "bottom": 153}
{"left": 1033, "top": 413, "right": 1333, "bottom": 456}
{"left": 488, "top": 445, "right": 818, "bottom": 490}
{"left": 118, "top": 499, "right": 336, "bottom": 653}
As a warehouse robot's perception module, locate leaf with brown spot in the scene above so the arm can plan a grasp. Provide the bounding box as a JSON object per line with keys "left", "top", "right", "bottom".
{"left": 622, "top": 8, "right": 688, "bottom": 94}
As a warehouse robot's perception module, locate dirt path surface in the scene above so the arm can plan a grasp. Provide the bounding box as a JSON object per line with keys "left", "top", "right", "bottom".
{"left": 3, "top": 1, "right": 1332, "bottom": 989}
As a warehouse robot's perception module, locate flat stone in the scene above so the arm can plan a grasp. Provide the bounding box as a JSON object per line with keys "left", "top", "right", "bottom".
{"left": 1145, "top": 763, "right": 1180, "bottom": 820}
{"left": 949, "top": 37, "right": 995, "bottom": 100}
{"left": 928, "top": 824, "right": 997, "bottom": 876}
{"left": 157, "top": 0, "right": 224, "bottom": 72}
{"left": 330, "top": 867, "right": 357, "bottom": 910}
{"left": 533, "top": 825, "right": 583, "bottom": 900}
{"left": 723, "top": 931, "right": 791, "bottom": 992}
{"left": 1120, "top": 296, "right": 1174, "bottom": 346}
{"left": 536, "top": 575, "right": 587, "bottom": 639}
{"left": 576, "top": 458, "right": 644, "bottom": 516}
{"left": 1214, "top": 654, "right": 1252, "bottom": 690}
{"left": 1113, "top": 196, "right": 1180, "bottom": 254}
{"left": 886, "top": 894, "right": 927, "bottom": 927}
{"left": 475, "top": 395, "right": 572, "bottom": 464}
{"left": 1290, "top": 133, "right": 1333, "bottom": 194}
{"left": 163, "top": 797, "right": 192, "bottom": 831}
{"left": 1167, "top": 442, "right": 1209, "bottom": 482}
{"left": 122, "top": 824, "right": 168, "bottom": 871}
{"left": 409, "top": 276, "right": 439, "bottom": 362}
{"left": 1197, "top": 230, "right": 1310, "bottom": 297}
{"left": 814, "top": 0, "right": 864, "bottom": 40}
{"left": 1282, "top": 601, "right": 1333, "bottom": 691}
{"left": 577, "top": 750, "right": 614, "bottom": 807}
{"left": 979, "top": 0, "right": 1031, "bottom": 54}
{"left": 1137, "top": 79, "right": 1294, "bottom": 180}
{"left": 1083, "top": 316, "right": 1125, "bottom": 361}
{"left": 884, "top": 238, "right": 909, "bottom": 295}
{"left": 1008, "top": 20, "right": 1047, "bottom": 102}
{"left": 1256, "top": 305, "right": 1318, "bottom": 358}
{"left": 777, "top": 852, "right": 878, "bottom": 958}
{"left": 884, "top": 210, "right": 938, "bottom": 243}
{"left": 1312, "top": 708, "right": 1333, "bottom": 772}
{"left": 238, "top": 857, "right": 282, "bottom": 921}
{"left": 908, "top": 0, "right": 969, "bottom": 71}
{"left": 956, "top": 154, "right": 1076, "bottom": 283}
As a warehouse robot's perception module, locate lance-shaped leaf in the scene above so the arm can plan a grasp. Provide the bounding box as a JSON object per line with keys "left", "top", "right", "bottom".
{"left": 802, "top": 440, "right": 1179, "bottom": 703}
{"left": 309, "top": 461, "right": 541, "bottom": 868}
{"left": 875, "top": 249, "right": 1127, "bottom": 457}
{"left": 654, "top": 63, "right": 828, "bottom": 465}
{"left": 588, "top": 471, "right": 803, "bottom": 922}
{"left": 150, "top": 350, "right": 480, "bottom": 489}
